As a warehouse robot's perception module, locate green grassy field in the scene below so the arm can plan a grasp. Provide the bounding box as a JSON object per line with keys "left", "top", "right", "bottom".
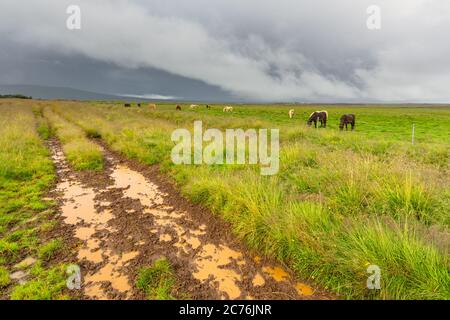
{"left": 51, "top": 101, "right": 449, "bottom": 299}
{"left": 0, "top": 100, "right": 69, "bottom": 299}
{"left": 1, "top": 99, "right": 449, "bottom": 300}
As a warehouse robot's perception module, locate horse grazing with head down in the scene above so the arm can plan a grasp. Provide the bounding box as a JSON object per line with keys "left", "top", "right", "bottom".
{"left": 307, "top": 110, "right": 328, "bottom": 128}
{"left": 339, "top": 114, "right": 355, "bottom": 131}
{"left": 288, "top": 109, "right": 295, "bottom": 119}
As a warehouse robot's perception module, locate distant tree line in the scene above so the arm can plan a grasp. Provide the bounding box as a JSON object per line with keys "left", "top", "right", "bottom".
{"left": 0, "top": 94, "right": 32, "bottom": 99}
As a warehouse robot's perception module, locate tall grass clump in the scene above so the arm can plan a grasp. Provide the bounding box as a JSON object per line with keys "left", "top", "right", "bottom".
{"left": 373, "top": 172, "right": 442, "bottom": 225}
{"left": 136, "top": 257, "right": 176, "bottom": 300}
{"left": 43, "top": 106, "right": 103, "bottom": 171}
{"left": 330, "top": 219, "right": 450, "bottom": 299}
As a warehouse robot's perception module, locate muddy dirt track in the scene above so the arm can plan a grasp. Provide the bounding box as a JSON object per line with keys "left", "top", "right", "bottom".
{"left": 48, "top": 138, "right": 330, "bottom": 300}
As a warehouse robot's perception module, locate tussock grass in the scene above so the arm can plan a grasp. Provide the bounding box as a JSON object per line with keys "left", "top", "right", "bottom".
{"left": 43, "top": 106, "right": 103, "bottom": 171}
{"left": 136, "top": 257, "right": 176, "bottom": 300}
{"left": 52, "top": 101, "right": 450, "bottom": 299}
{"left": 0, "top": 266, "right": 10, "bottom": 288}
{"left": 38, "top": 239, "right": 62, "bottom": 261}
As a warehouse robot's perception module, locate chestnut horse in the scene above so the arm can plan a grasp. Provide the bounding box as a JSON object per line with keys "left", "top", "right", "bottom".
{"left": 339, "top": 114, "right": 355, "bottom": 131}
{"left": 307, "top": 111, "right": 328, "bottom": 128}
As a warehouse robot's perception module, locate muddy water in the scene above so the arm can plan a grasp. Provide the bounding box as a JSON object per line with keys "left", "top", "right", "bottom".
{"left": 84, "top": 250, "right": 139, "bottom": 298}
{"left": 262, "top": 266, "right": 314, "bottom": 296}
{"left": 111, "top": 165, "right": 164, "bottom": 207}
{"left": 262, "top": 267, "right": 290, "bottom": 282}
{"left": 51, "top": 143, "right": 138, "bottom": 299}
{"left": 193, "top": 244, "right": 245, "bottom": 299}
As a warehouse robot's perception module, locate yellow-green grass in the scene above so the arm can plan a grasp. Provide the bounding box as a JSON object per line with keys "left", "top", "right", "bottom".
{"left": 10, "top": 262, "right": 69, "bottom": 300}
{"left": 136, "top": 257, "right": 176, "bottom": 300}
{"left": 45, "top": 101, "right": 450, "bottom": 299}
{"left": 0, "top": 100, "right": 69, "bottom": 299}
{"left": 41, "top": 104, "right": 103, "bottom": 171}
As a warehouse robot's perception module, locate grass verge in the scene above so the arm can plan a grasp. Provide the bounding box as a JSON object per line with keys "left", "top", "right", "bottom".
{"left": 42, "top": 105, "right": 103, "bottom": 171}
{"left": 0, "top": 100, "right": 69, "bottom": 299}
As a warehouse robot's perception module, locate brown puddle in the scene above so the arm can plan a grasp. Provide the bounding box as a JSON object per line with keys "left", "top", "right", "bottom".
{"left": 262, "top": 266, "right": 314, "bottom": 296}
{"left": 262, "top": 266, "right": 289, "bottom": 282}
{"left": 159, "top": 234, "right": 173, "bottom": 242}
{"left": 252, "top": 273, "right": 265, "bottom": 287}
{"left": 84, "top": 251, "right": 139, "bottom": 299}
{"left": 110, "top": 165, "right": 165, "bottom": 207}
{"left": 193, "top": 244, "right": 246, "bottom": 299}
{"left": 57, "top": 181, "right": 97, "bottom": 225}
{"left": 295, "top": 283, "right": 314, "bottom": 296}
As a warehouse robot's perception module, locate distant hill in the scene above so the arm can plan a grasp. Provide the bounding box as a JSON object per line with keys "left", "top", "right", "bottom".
{"left": 0, "top": 93, "right": 32, "bottom": 99}
{"left": 0, "top": 84, "right": 146, "bottom": 101}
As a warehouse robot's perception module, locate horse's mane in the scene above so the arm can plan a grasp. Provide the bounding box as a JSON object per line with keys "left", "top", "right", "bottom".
{"left": 309, "top": 110, "right": 328, "bottom": 119}
{"left": 319, "top": 110, "right": 328, "bottom": 118}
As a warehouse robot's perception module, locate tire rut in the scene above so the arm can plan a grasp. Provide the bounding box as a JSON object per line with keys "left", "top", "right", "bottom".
{"left": 48, "top": 138, "right": 330, "bottom": 300}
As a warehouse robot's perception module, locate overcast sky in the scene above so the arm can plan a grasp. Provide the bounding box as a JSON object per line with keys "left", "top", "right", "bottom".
{"left": 1, "top": 0, "right": 449, "bottom": 102}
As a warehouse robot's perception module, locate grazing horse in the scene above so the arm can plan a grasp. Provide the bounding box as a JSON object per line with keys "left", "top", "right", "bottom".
{"left": 176, "top": 105, "right": 181, "bottom": 110}
{"left": 206, "top": 105, "right": 211, "bottom": 109}
{"left": 307, "top": 110, "right": 328, "bottom": 128}
{"left": 223, "top": 106, "right": 233, "bottom": 112}
{"left": 148, "top": 103, "right": 157, "bottom": 110}
{"left": 137, "top": 103, "right": 141, "bottom": 107}
{"left": 288, "top": 109, "right": 295, "bottom": 119}
{"left": 339, "top": 114, "right": 355, "bottom": 131}
{"left": 190, "top": 104, "right": 199, "bottom": 109}
{"left": 124, "top": 103, "right": 131, "bottom": 107}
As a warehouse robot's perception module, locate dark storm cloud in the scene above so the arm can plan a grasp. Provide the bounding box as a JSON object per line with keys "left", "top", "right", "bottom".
{"left": 0, "top": 42, "right": 233, "bottom": 101}
{"left": 1, "top": 0, "right": 449, "bottom": 102}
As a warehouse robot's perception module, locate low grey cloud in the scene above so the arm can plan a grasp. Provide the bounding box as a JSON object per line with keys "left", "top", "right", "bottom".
{"left": 1, "top": 0, "right": 449, "bottom": 102}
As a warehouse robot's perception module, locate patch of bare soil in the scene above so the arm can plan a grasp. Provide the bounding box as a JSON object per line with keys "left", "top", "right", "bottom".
{"left": 48, "top": 138, "right": 331, "bottom": 300}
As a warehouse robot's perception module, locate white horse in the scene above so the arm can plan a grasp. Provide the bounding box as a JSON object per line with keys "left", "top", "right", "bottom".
{"left": 190, "top": 104, "right": 199, "bottom": 109}
{"left": 223, "top": 106, "right": 233, "bottom": 112}
{"left": 289, "top": 109, "right": 295, "bottom": 119}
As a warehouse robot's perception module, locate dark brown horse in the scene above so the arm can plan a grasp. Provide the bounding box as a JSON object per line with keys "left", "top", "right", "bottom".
{"left": 307, "top": 110, "right": 328, "bottom": 128}
{"left": 124, "top": 103, "right": 131, "bottom": 107}
{"left": 206, "top": 104, "right": 211, "bottom": 109}
{"left": 339, "top": 114, "right": 355, "bottom": 131}
{"left": 176, "top": 105, "right": 181, "bottom": 110}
